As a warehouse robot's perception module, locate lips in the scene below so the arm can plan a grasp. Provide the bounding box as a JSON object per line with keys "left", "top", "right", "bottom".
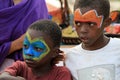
{"left": 80, "top": 37, "right": 89, "bottom": 43}
{"left": 25, "top": 59, "right": 36, "bottom": 66}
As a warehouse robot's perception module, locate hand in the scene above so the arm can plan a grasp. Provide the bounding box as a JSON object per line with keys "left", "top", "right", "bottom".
{"left": 0, "top": 72, "right": 26, "bottom": 80}
{"left": 16, "top": 76, "right": 26, "bottom": 80}
{"left": 52, "top": 50, "right": 66, "bottom": 65}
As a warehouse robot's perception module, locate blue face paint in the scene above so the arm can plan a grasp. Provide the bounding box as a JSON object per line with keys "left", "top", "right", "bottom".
{"left": 23, "top": 32, "right": 50, "bottom": 61}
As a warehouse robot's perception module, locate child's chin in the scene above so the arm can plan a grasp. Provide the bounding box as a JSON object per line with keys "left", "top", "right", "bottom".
{"left": 26, "top": 63, "right": 36, "bottom": 68}
{"left": 25, "top": 60, "right": 36, "bottom": 68}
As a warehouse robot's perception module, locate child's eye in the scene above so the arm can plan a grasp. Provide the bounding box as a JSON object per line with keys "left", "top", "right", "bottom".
{"left": 34, "top": 47, "right": 44, "bottom": 52}
{"left": 75, "top": 21, "right": 81, "bottom": 27}
{"left": 88, "top": 22, "right": 97, "bottom": 27}
{"left": 23, "top": 44, "right": 29, "bottom": 49}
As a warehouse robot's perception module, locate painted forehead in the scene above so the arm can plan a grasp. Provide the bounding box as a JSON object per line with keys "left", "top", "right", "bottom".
{"left": 74, "top": 8, "right": 104, "bottom": 28}
{"left": 23, "top": 32, "right": 50, "bottom": 61}
{"left": 25, "top": 32, "right": 50, "bottom": 49}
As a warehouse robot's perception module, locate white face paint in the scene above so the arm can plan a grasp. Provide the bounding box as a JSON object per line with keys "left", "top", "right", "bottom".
{"left": 74, "top": 8, "right": 104, "bottom": 28}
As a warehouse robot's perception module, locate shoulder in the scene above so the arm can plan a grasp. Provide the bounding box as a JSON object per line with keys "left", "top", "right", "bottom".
{"left": 53, "top": 66, "right": 70, "bottom": 73}
{"left": 62, "top": 44, "right": 82, "bottom": 54}
{"left": 109, "top": 37, "right": 120, "bottom": 45}
{"left": 51, "top": 66, "right": 72, "bottom": 80}
{"left": 65, "top": 44, "right": 82, "bottom": 57}
{"left": 52, "top": 66, "right": 71, "bottom": 76}
{"left": 110, "top": 37, "right": 120, "bottom": 41}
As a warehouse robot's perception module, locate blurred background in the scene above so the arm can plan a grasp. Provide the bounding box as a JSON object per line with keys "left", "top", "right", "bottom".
{"left": 110, "top": 0, "right": 120, "bottom": 11}
{"left": 46, "top": 0, "right": 120, "bottom": 45}
{"left": 14, "top": 0, "right": 120, "bottom": 45}
{"left": 45, "top": 0, "right": 120, "bottom": 12}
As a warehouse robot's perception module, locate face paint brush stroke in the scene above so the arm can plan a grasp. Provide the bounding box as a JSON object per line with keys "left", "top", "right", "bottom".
{"left": 23, "top": 32, "right": 50, "bottom": 62}
{"left": 74, "top": 9, "right": 104, "bottom": 28}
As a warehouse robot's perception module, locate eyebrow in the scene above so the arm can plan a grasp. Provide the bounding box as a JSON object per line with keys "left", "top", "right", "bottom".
{"left": 75, "top": 21, "right": 97, "bottom": 24}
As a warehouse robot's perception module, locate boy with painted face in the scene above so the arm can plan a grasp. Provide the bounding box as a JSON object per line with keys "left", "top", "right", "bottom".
{"left": 63, "top": 0, "right": 120, "bottom": 80}
{"left": 0, "top": 20, "right": 72, "bottom": 80}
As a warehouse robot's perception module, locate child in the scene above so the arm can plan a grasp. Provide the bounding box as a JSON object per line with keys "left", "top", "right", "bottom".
{"left": 63, "top": 0, "right": 120, "bottom": 80}
{"left": 0, "top": 20, "right": 72, "bottom": 80}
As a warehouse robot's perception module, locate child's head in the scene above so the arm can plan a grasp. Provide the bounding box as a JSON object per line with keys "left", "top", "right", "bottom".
{"left": 23, "top": 20, "right": 62, "bottom": 68}
{"left": 73, "top": 0, "right": 111, "bottom": 49}
{"left": 74, "top": 0, "right": 110, "bottom": 20}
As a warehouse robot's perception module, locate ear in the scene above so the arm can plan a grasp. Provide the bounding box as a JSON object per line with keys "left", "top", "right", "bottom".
{"left": 103, "top": 17, "right": 112, "bottom": 28}
{"left": 52, "top": 47, "right": 60, "bottom": 55}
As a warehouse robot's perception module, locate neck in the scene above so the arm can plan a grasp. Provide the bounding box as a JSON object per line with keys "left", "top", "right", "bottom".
{"left": 82, "top": 34, "right": 110, "bottom": 50}
{"left": 31, "top": 63, "right": 53, "bottom": 76}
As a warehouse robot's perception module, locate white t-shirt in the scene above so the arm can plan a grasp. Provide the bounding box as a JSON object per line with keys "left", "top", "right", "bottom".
{"left": 63, "top": 38, "right": 120, "bottom": 80}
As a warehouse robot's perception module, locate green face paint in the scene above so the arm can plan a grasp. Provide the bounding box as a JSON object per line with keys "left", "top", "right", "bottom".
{"left": 23, "top": 32, "right": 50, "bottom": 62}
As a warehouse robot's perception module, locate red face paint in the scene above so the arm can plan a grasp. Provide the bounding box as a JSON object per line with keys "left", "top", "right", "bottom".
{"left": 74, "top": 9, "right": 104, "bottom": 28}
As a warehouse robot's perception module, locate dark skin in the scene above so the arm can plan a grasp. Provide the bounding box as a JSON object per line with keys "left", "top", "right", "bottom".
{"left": 8, "top": 0, "right": 24, "bottom": 55}
{"left": 74, "top": 7, "right": 112, "bottom": 50}
{"left": 0, "top": 29, "right": 63, "bottom": 79}
{"left": 13, "top": 0, "right": 22, "bottom": 5}
{"left": 24, "top": 29, "right": 61, "bottom": 76}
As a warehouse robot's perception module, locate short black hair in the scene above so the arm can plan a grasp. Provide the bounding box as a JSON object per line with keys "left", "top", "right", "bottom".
{"left": 28, "top": 19, "right": 62, "bottom": 47}
{"left": 74, "top": 0, "right": 110, "bottom": 19}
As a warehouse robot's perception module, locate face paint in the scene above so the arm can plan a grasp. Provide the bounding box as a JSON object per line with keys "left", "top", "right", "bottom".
{"left": 74, "top": 8, "right": 104, "bottom": 28}
{"left": 23, "top": 32, "right": 50, "bottom": 62}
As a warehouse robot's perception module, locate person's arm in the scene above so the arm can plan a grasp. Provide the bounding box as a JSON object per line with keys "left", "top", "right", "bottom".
{"left": 0, "top": 34, "right": 25, "bottom": 66}
{"left": 13, "top": 0, "right": 22, "bottom": 5}
{"left": 0, "top": 72, "right": 25, "bottom": 80}
{"left": 9, "top": 34, "right": 25, "bottom": 54}
{"left": 0, "top": 61, "right": 26, "bottom": 80}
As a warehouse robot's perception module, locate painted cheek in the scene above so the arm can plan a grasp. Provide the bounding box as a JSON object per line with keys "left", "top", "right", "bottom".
{"left": 23, "top": 46, "right": 34, "bottom": 59}
{"left": 33, "top": 50, "right": 43, "bottom": 58}
{"left": 23, "top": 34, "right": 50, "bottom": 61}
{"left": 23, "top": 47, "right": 32, "bottom": 55}
{"left": 32, "top": 48, "right": 49, "bottom": 61}
{"left": 32, "top": 42, "right": 47, "bottom": 57}
{"left": 27, "top": 43, "right": 50, "bottom": 61}
{"left": 23, "top": 46, "right": 43, "bottom": 58}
